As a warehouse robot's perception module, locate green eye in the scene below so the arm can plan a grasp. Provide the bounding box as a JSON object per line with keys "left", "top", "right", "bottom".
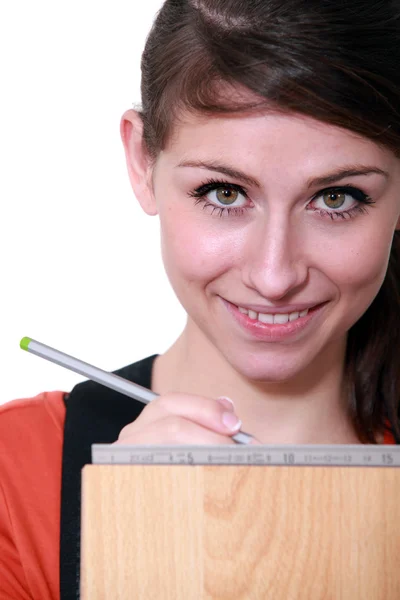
{"left": 216, "top": 188, "right": 240, "bottom": 205}
{"left": 188, "top": 178, "right": 250, "bottom": 217}
{"left": 322, "top": 191, "right": 346, "bottom": 209}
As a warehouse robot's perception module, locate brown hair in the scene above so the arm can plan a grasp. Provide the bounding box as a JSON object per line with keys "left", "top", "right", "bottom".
{"left": 139, "top": 0, "right": 400, "bottom": 443}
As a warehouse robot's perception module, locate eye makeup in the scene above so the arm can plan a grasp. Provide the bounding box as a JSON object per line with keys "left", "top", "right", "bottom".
{"left": 188, "top": 178, "right": 376, "bottom": 220}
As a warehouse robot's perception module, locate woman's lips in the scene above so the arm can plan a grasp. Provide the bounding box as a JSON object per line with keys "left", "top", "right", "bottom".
{"left": 221, "top": 298, "right": 326, "bottom": 341}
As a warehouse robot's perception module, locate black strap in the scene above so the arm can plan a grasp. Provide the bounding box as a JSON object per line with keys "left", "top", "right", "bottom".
{"left": 59, "top": 355, "right": 158, "bottom": 600}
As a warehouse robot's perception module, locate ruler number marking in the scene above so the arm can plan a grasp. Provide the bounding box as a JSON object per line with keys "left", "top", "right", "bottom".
{"left": 284, "top": 453, "right": 295, "bottom": 465}
{"left": 382, "top": 453, "right": 394, "bottom": 465}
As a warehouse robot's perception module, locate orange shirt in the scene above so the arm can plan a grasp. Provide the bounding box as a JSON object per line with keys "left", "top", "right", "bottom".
{"left": 0, "top": 392, "right": 65, "bottom": 600}
{"left": 0, "top": 392, "right": 397, "bottom": 600}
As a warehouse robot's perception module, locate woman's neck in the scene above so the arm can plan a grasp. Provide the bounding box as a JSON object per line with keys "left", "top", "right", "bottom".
{"left": 151, "top": 322, "right": 361, "bottom": 445}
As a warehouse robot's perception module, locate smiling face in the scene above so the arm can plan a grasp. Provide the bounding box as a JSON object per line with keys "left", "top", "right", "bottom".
{"left": 127, "top": 110, "right": 400, "bottom": 382}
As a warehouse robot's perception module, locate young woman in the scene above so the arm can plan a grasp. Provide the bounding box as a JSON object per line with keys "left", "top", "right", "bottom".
{"left": 1, "top": 1, "right": 400, "bottom": 598}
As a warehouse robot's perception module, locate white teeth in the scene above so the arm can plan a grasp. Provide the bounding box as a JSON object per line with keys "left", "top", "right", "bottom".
{"left": 274, "top": 313, "right": 289, "bottom": 324}
{"left": 237, "top": 305, "right": 310, "bottom": 323}
{"left": 258, "top": 313, "right": 274, "bottom": 324}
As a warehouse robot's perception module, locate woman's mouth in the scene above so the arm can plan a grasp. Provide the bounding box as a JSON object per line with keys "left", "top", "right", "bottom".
{"left": 221, "top": 299, "right": 327, "bottom": 341}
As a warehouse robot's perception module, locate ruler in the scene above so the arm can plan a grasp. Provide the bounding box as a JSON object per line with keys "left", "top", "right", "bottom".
{"left": 92, "top": 444, "right": 400, "bottom": 467}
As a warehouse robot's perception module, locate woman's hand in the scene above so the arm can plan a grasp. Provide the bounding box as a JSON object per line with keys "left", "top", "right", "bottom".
{"left": 115, "top": 393, "right": 246, "bottom": 445}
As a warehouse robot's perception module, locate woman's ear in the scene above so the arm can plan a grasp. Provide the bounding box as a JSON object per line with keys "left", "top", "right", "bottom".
{"left": 120, "top": 109, "right": 158, "bottom": 216}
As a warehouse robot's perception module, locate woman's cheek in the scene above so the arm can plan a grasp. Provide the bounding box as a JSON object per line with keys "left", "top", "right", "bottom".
{"left": 329, "top": 228, "right": 392, "bottom": 289}
{"left": 160, "top": 210, "right": 242, "bottom": 283}
{"left": 323, "top": 228, "right": 393, "bottom": 335}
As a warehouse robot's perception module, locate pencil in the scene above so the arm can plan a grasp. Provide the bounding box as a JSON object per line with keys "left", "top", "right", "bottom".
{"left": 20, "top": 337, "right": 253, "bottom": 445}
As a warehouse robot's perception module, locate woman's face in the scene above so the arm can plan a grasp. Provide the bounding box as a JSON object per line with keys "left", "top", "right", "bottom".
{"left": 146, "top": 112, "right": 400, "bottom": 381}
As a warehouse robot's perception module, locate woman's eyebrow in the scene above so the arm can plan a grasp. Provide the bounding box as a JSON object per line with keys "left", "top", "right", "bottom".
{"left": 177, "top": 160, "right": 389, "bottom": 189}
{"left": 176, "top": 160, "right": 261, "bottom": 188}
{"left": 307, "top": 166, "right": 389, "bottom": 188}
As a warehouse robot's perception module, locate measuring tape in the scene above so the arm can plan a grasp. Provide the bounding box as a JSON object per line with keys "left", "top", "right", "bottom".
{"left": 92, "top": 444, "right": 400, "bottom": 467}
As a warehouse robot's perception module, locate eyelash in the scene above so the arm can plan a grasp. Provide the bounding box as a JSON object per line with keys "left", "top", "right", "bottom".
{"left": 188, "top": 178, "right": 375, "bottom": 220}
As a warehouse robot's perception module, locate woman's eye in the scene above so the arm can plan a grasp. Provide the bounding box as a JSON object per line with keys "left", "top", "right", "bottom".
{"left": 321, "top": 190, "right": 347, "bottom": 209}
{"left": 315, "top": 189, "right": 354, "bottom": 211}
{"left": 188, "top": 179, "right": 249, "bottom": 215}
{"left": 310, "top": 186, "right": 374, "bottom": 219}
{"left": 211, "top": 187, "right": 246, "bottom": 207}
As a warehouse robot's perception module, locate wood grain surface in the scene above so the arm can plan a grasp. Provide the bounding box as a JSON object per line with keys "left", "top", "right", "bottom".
{"left": 80, "top": 465, "right": 400, "bottom": 599}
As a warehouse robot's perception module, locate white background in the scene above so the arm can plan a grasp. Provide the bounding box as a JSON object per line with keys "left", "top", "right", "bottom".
{"left": 0, "top": 0, "right": 186, "bottom": 404}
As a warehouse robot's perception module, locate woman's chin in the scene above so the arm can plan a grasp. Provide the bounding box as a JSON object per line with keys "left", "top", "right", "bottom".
{"left": 227, "top": 352, "right": 308, "bottom": 384}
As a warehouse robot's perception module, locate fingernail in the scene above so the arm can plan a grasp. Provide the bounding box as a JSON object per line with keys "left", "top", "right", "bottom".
{"left": 222, "top": 412, "right": 242, "bottom": 432}
{"left": 217, "top": 396, "right": 235, "bottom": 411}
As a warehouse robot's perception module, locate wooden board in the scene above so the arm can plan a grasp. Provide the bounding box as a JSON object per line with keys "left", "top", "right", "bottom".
{"left": 81, "top": 465, "right": 400, "bottom": 599}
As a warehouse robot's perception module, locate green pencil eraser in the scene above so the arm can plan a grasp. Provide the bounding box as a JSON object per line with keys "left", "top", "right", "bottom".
{"left": 20, "top": 337, "right": 32, "bottom": 351}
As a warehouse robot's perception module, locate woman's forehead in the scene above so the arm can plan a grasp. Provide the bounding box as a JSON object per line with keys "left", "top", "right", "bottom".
{"left": 163, "top": 110, "right": 396, "bottom": 170}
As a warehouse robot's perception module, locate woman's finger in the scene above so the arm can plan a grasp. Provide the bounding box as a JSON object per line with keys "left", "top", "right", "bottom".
{"left": 120, "top": 392, "right": 242, "bottom": 438}
{"left": 116, "top": 415, "right": 237, "bottom": 445}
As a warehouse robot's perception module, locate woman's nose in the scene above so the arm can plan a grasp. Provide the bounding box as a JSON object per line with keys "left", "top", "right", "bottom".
{"left": 241, "top": 220, "right": 309, "bottom": 300}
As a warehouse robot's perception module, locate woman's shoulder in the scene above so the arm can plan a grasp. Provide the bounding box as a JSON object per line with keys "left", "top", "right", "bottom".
{"left": 0, "top": 391, "right": 67, "bottom": 478}
{"left": 383, "top": 424, "right": 398, "bottom": 445}
{"left": 0, "top": 390, "right": 66, "bottom": 439}
{"left": 0, "top": 392, "right": 66, "bottom": 600}
{"left": 0, "top": 391, "right": 67, "bottom": 497}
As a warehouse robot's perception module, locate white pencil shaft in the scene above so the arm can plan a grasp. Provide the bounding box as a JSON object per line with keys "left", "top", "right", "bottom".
{"left": 26, "top": 339, "right": 157, "bottom": 403}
